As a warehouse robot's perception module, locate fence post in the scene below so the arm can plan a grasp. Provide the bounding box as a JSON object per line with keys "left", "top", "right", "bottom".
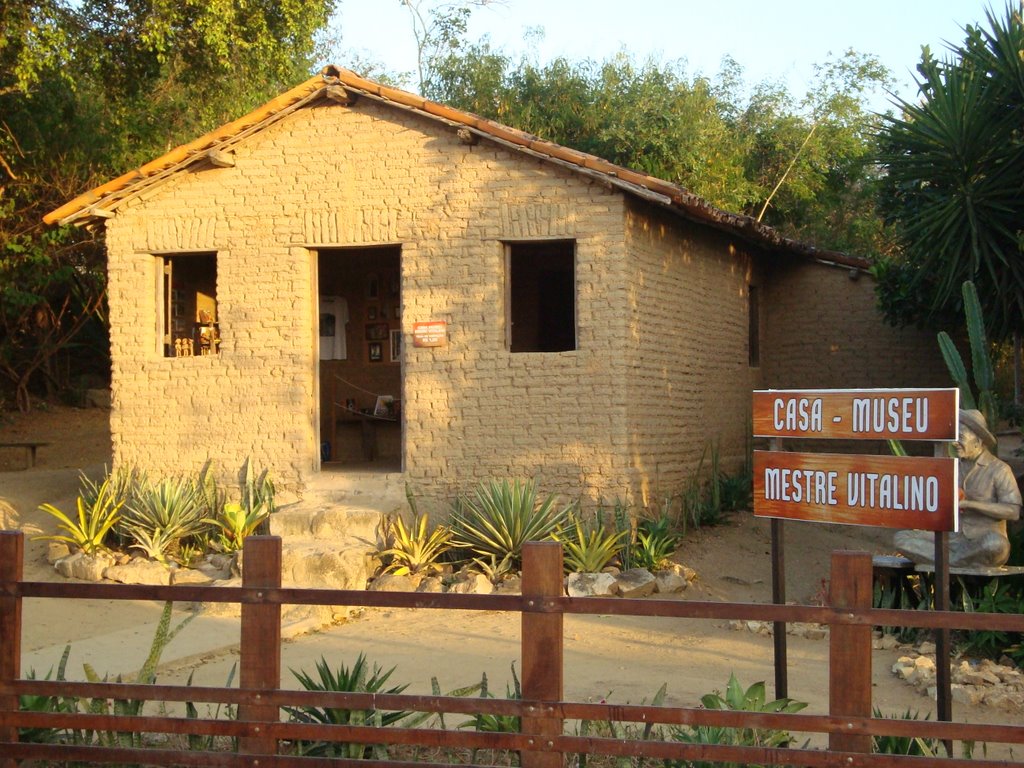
{"left": 238, "top": 535, "right": 282, "bottom": 757}
{"left": 0, "top": 531, "right": 24, "bottom": 768}
{"left": 520, "top": 541, "right": 564, "bottom": 768}
{"left": 828, "top": 550, "right": 873, "bottom": 754}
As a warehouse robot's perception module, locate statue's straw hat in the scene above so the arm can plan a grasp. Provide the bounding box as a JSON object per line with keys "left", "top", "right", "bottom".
{"left": 959, "top": 409, "right": 997, "bottom": 452}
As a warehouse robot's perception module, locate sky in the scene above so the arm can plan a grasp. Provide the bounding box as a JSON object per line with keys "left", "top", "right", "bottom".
{"left": 326, "top": 0, "right": 1001, "bottom": 112}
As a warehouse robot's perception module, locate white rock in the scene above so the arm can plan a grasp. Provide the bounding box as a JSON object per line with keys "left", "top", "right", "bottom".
{"left": 56, "top": 552, "right": 112, "bottom": 581}
{"left": 653, "top": 570, "right": 687, "bottom": 594}
{"left": 567, "top": 572, "right": 618, "bottom": 597}
{"left": 615, "top": 568, "right": 656, "bottom": 598}
{"left": 368, "top": 573, "right": 415, "bottom": 592}
{"left": 104, "top": 558, "right": 171, "bottom": 586}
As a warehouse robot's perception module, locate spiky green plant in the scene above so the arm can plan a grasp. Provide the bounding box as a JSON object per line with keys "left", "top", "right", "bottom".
{"left": 555, "top": 514, "right": 627, "bottom": 573}
{"left": 120, "top": 476, "right": 209, "bottom": 562}
{"left": 204, "top": 501, "right": 269, "bottom": 553}
{"left": 449, "top": 479, "right": 575, "bottom": 569}
{"left": 378, "top": 511, "right": 453, "bottom": 575}
{"left": 871, "top": 707, "right": 937, "bottom": 757}
{"left": 286, "top": 654, "right": 409, "bottom": 759}
{"left": 35, "top": 473, "right": 125, "bottom": 554}
{"left": 19, "top": 646, "right": 76, "bottom": 744}
{"left": 81, "top": 601, "right": 195, "bottom": 748}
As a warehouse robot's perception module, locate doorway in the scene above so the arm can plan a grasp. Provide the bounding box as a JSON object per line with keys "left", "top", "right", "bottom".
{"left": 318, "top": 246, "right": 402, "bottom": 470}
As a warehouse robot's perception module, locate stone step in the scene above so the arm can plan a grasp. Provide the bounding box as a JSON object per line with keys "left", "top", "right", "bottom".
{"left": 301, "top": 470, "right": 408, "bottom": 509}
{"left": 270, "top": 503, "right": 382, "bottom": 543}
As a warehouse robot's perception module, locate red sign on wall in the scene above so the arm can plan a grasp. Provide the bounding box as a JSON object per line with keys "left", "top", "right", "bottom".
{"left": 412, "top": 321, "right": 447, "bottom": 348}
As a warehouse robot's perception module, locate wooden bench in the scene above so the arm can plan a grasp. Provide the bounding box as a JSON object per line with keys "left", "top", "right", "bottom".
{"left": 0, "top": 441, "right": 50, "bottom": 469}
{"left": 872, "top": 554, "right": 1024, "bottom": 580}
{"left": 873, "top": 554, "right": 1024, "bottom": 608}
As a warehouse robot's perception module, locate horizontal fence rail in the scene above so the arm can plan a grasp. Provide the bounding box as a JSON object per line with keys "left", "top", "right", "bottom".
{"left": 3, "top": 531, "right": 1024, "bottom": 767}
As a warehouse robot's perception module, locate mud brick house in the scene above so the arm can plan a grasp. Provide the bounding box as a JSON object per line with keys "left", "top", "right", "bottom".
{"left": 46, "top": 66, "right": 949, "bottom": 505}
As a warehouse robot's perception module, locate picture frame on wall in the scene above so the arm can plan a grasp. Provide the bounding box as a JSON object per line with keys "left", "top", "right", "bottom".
{"left": 368, "top": 342, "right": 383, "bottom": 362}
{"left": 365, "top": 322, "right": 389, "bottom": 341}
{"left": 390, "top": 329, "right": 401, "bottom": 362}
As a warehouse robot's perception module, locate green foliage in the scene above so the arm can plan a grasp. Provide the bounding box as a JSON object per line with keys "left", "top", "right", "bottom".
{"left": 680, "top": 441, "right": 751, "bottom": 532}
{"left": 426, "top": 43, "right": 892, "bottom": 256}
{"left": 871, "top": 707, "right": 937, "bottom": 756}
{"left": 555, "top": 512, "right": 627, "bottom": 573}
{"left": 630, "top": 515, "right": 679, "bottom": 571}
{"left": 1, "top": 0, "right": 334, "bottom": 410}
{"left": 286, "top": 654, "right": 409, "bottom": 759}
{"left": 81, "top": 601, "right": 195, "bottom": 748}
{"left": 34, "top": 472, "right": 124, "bottom": 554}
{"left": 959, "top": 578, "right": 1024, "bottom": 664}
{"left": 575, "top": 684, "right": 668, "bottom": 768}
{"left": 19, "top": 645, "right": 75, "bottom": 744}
{"left": 204, "top": 501, "right": 269, "bottom": 553}
{"left": 185, "top": 664, "right": 238, "bottom": 752}
{"left": 667, "top": 673, "right": 807, "bottom": 768}
{"left": 449, "top": 479, "right": 575, "bottom": 568}
{"left": 937, "top": 281, "right": 999, "bottom": 431}
{"left": 120, "top": 476, "right": 208, "bottom": 563}
{"left": 379, "top": 510, "right": 453, "bottom": 575}
{"left": 875, "top": 5, "right": 1024, "bottom": 339}
{"left": 462, "top": 664, "right": 521, "bottom": 737}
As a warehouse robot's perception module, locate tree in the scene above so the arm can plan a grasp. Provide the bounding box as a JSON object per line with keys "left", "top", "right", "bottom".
{"left": 874, "top": 3, "right": 1024, "bottom": 341}
{"left": 399, "top": 0, "right": 504, "bottom": 93}
{"left": 0, "top": 0, "right": 335, "bottom": 411}
{"left": 426, "top": 43, "right": 891, "bottom": 254}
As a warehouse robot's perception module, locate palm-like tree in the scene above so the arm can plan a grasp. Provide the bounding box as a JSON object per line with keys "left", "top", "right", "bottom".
{"left": 875, "top": 3, "right": 1024, "bottom": 342}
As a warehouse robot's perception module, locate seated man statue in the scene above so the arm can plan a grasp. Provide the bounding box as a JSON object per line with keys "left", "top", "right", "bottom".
{"left": 893, "top": 409, "right": 1021, "bottom": 567}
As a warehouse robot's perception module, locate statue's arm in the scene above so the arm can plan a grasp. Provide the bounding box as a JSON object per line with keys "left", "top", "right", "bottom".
{"left": 959, "top": 463, "right": 1022, "bottom": 521}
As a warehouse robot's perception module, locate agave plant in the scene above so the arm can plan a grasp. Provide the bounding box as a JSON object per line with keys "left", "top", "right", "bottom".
{"left": 286, "top": 654, "right": 409, "bottom": 759}
{"left": 449, "top": 479, "right": 575, "bottom": 569}
{"left": 378, "top": 511, "right": 452, "bottom": 576}
{"left": 555, "top": 514, "right": 627, "bottom": 573}
{"left": 35, "top": 473, "right": 125, "bottom": 555}
{"left": 120, "top": 476, "right": 209, "bottom": 562}
{"left": 204, "top": 501, "right": 269, "bottom": 553}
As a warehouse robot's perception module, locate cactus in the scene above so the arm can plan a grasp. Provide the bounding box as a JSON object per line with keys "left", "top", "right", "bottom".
{"left": 937, "top": 280, "right": 998, "bottom": 436}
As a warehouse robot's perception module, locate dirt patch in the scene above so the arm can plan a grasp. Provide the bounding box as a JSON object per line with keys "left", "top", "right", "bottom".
{"left": 0, "top": 404, "right": 112, "bottom": 472}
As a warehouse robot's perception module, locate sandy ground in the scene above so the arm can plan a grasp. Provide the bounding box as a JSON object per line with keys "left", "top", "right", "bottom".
{"left": 1, "top": 404, "right": 1022, "bottom": 756}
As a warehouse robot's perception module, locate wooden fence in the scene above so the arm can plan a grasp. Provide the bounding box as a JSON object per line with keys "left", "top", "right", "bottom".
{"left": 2, "top": 530, "right": 1024, "bottom": 767}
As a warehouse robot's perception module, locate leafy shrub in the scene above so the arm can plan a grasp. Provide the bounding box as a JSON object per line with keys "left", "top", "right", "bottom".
{"left": 286, "top": 654, "right": 409, "bottom": 759}
{"left": 959, "top": 578, "right": 1024, "bottom": 664}
{"left": 450, "top": 479, "right": 575, "bottom": 568}
{"left": 623, "top": 513, "right": 679, "bottom": 571}
{"left": 35, "top": 473, "right": 124, "bottom": 554}
{"left": 667, "top": 673, "right": 806, "bottom": 768}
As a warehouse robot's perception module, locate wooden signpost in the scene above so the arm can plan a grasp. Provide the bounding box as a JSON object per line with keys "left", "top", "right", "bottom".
{"left": 751, "top": 388, "right": 959, "bottom": 718}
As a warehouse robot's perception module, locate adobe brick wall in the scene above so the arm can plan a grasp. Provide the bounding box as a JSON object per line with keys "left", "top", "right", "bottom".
{"left": 759, "top": 257, "right": 949, "bottom": 390}
{"left": 105, "top": 99, "right": 633, "bottom": 503}
{"left": 623, "top": 202, "right": 762, "bottom": 507}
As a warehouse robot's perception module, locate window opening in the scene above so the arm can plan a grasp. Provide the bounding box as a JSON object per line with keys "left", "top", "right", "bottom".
{"left": 507, "top": 241, "right": 576, "bottom": 352}
{"left": 161, "top": 253, "right": 218, "bottom": 357}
